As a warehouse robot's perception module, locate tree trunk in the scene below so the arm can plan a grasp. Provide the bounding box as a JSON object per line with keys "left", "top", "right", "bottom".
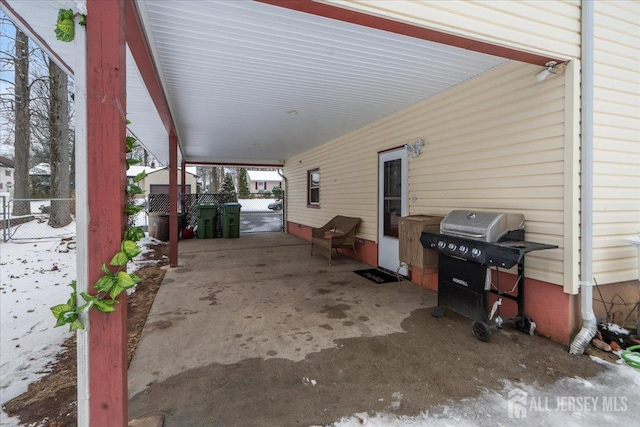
{"left": 48, "top": 59, "right": 72, "bottom": 228}
{"left": 211, "top": 167, "right": 218, "bottom": 193}
{"left": 12, "top": 29, "right": 30, "bottom": 216}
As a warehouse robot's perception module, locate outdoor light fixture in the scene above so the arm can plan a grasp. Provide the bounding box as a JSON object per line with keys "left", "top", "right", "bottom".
{"left": 406, "top": 139, "right": 424, "bottom": 158}
{"left": 536, "top": 61, "right": 567, "bottom": 81}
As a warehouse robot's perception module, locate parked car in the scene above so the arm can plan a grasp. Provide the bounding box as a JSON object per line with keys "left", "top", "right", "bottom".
{"left": 268, "top": 199, "right": 283, "bottom": 211}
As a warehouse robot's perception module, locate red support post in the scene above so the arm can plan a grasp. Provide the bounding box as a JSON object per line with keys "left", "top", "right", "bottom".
{"left": 169, "top": 133, "right": 179, "bottom": 267}
{"left": 86, "top": 0, "right": 128, "bottom": 425}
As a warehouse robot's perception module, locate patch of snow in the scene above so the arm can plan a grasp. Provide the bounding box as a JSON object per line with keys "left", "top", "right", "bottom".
{"left": 237, "top": 198, "right": 280, "bottom": 212}
{"left": 0, "top": 240, "right": 76, "bottom": 426}
{"left": 302, "top": 377, "right": 317, "bottom": 386}
{"left": 0, "top": 233, "right": 161, "bottom": 426}
{"left": 331, "top": 358, "right": 640, "bottom": 427}
{"left": 605, "top": 323, "right": 630, "bottom": 335}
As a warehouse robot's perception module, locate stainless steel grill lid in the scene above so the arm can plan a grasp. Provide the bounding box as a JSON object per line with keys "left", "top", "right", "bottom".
{"left": 440, "top": 210, "right": 524, "bottom": 242}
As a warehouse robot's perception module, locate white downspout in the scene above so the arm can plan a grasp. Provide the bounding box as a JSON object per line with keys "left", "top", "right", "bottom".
{"left": 570, "top": 0, "right": 597, "bottom": 355}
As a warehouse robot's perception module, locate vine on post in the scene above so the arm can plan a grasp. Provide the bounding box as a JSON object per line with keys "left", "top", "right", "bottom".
{"left": 51, "top": 120, "right": 148, "bottom": 331}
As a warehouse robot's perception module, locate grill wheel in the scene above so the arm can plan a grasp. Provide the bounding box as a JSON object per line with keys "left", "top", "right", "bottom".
{"left": 472, "top": 321, "right": 491, "bottom": 342}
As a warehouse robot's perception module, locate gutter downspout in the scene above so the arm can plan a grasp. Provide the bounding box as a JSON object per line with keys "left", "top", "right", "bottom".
{"left": 277, "top": 168, "right": 287, "bottom": 232}
{"left": 570, "top": 0, "right": 597, "bottom": 355}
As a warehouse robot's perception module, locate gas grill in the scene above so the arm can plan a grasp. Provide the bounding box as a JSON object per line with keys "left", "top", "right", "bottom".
{"left": 420, "top": 210, "right": 557, "bottom": 341}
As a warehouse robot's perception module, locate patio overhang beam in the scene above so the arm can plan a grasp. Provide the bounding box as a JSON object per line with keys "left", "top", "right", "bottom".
{"left": 125, "top": 0, "right": 175, "bottom": 136}
{"left": 187, "top": 161, "right": 285, "bottom": 168}
{"left": 257, "top": 0, "right": 562, "bottom": 66}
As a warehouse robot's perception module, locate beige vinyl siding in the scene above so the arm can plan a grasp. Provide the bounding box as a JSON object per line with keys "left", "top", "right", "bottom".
{"left": 143, "top": 170, "right": 197, "bottom": 194}
{"left": 323, "top": 0, "right": 581, "bottom": 60}
{"left": 285, "top": 61, "right": 570, "bottom": 287}
{"left": 592, "top": 1, "right": 640, "bottom": 285}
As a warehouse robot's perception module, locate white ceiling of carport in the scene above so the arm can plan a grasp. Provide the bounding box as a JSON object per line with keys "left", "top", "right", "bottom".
{"left": 138, "top": 0, "right": 508, "bottom": 165}
{"left": 3, "top": 0, "right": 509, "bottom": 166}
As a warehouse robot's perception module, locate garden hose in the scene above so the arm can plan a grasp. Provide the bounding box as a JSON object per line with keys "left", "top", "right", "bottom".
{"left": 621, "top": 345, "right": 640, "bottom": 369}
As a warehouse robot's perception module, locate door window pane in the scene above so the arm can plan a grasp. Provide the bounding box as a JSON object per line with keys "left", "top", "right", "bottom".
{"left": 308, "top": 169, "right": 320, "bottom": 205}
{"left": 383, "top": 159, "right": 402, "bottom": 237}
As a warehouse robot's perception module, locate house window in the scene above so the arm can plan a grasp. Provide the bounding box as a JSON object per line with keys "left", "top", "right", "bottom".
{"left": 255, "top": 181, "right": 267, "bottom": 190}
{"left": 307, "top": 169, "right": 320, "bottom": 207}
{"left": 4, "top": 170, "right": 10, "bottom": 177}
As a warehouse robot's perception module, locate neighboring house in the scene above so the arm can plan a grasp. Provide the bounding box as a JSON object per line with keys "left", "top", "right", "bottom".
{"left": 0, "top": 155, "right": 14, "bottom": 195}
{"left": 127, "top": 165, "right": 198, "bottom": 196}
{"left": 246, "top": 170, "right": 283, "bottom": 194}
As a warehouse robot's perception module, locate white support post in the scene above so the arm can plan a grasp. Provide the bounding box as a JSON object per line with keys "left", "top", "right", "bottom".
{"left": 73, "top": 3, "right": 90, "bottom": 425}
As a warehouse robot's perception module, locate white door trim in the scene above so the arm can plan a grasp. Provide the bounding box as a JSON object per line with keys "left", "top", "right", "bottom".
{"left": 378, "top": 148, "right": 408, "bottom": 275}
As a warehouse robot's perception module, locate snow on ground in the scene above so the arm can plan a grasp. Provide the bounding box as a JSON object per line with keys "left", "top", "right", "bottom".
{"left": 1, "top": 238, "right": 75, "bottom": 426}
{"left": 237, "top": 198, "right": 278, "bottom": 212}
{"left": 0, "top": 219, "right": 164, "bottom": 426}
{"left": 332, "top": 357, "right": 640, "bottom": 427}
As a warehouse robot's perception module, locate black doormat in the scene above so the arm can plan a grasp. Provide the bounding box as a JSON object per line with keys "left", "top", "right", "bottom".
{"left": 354, "top": 268, "right": 399, "bottom": 284}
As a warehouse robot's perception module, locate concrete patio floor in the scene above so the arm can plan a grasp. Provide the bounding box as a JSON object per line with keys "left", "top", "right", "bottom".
{"left": 128, "top": 233, "right": 634, "bottom": 426}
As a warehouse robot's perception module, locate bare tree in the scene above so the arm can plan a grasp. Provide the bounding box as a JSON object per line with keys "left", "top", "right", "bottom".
{"left": 12, "top": 29, "right": 30, "bottom": 215}
{"left": 48, "top": 58, "right": 72, "bottom": 227}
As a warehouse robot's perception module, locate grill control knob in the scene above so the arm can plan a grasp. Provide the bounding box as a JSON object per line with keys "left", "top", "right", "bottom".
{"left": 471, "top": 248, "right": 482, "bottom": 258}
{"left": 438, "top": 241, "right": 446, "bottom": 250}
{"left": 448, "top": 243, "right": 457, "bottom": 251}
{"left": 459, "top": 245, "right": 468, "bottom": 254}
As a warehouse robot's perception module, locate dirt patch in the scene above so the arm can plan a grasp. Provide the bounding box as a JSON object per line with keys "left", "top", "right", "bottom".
{"left": 3, "top": 243, "right": 169, "bottom": 427}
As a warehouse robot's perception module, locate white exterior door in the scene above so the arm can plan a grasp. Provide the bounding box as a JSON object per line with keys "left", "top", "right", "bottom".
{"left": 378, "top": 148, "right": 408, "bottom": 275}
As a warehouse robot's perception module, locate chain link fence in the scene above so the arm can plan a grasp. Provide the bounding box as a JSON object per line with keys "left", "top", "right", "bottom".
{"left": 0, "top": 193, "right": 285, "bottom": 242}
{"left": 1, "top": 198, "right": 76, "bottom": 242}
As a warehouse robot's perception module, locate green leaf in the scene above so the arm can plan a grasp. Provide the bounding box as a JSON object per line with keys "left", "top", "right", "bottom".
{"left": 126, "top": 119, "right": 131, "bottom": 125}
{"left": 126, "top": 184, "right": 144, "bottom": 195}
{"left": 55, "top": 9, "right": 75, "bottom": 42}
{"left": 79, "top": 14, "right": 86, "bottom": 27}
{"left": 130, "top": 274, "right": 142, "bottom": 285}
{"left": 109, "top": 283, "right": 126, "bottom": 300}
{"left": 126, "top": 136, "right": 137, "bottom": 153}
{"left": 55, "top": 315, "right": 70, "bottom": 328}
{"left": 126, "top": 158, "right": 141, "bottom": 170}
{"left": 124, "top": 227, "right": 145, "bottom": 242}
{"left": 122, "top": 240, "right": 141, "bottom": 259}
{"left": 124, "top": 203, "right": 144, "bottom": 216}
{"left": 51, "top": 303, "right": 72, "bottom": 319}
{"left": 70, "top": 319, "right": 85, "bottom": 331}
{"left": 93, "top": 298, "right": 117, "bottom": 313}
{"left": 133, "top": 172, "right": 147, "bottom": 183}
{"left": 77, "top": 302, "right": 92, "bottom": 312}
{"left": 101, "top": 263, "right": 112, "bottom": 276}
{"left": 116, "top": 271, "right": 137, "bottom": 289}
{"left": 110, "top": 251, "right": 129, "bottom": 267}
{"left": 94, "top": 274, "right": 117, "bottom": 293}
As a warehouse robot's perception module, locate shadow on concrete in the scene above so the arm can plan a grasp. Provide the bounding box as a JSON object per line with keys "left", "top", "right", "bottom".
{"left": 128, "top": 233, "right": 601, "bottom": 426}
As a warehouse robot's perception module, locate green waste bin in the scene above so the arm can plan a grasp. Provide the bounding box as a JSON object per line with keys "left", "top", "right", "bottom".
{"left": 197, "top": 204, "right": 217, "bottom": 239}
{"left": 220, "top": 202, "right": 241, "bottom": 238}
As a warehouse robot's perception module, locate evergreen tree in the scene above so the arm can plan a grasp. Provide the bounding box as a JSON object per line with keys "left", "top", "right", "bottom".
{"left": 237, "top": 168, "right": 250, "bottom": 198}
{"left": 221, "top": 173, "right": 235, "bottom": 193}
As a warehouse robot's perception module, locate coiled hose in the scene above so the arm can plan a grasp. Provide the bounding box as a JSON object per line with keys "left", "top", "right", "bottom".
{"left": 621, "top": 345, "right": 640, "bottom": 369}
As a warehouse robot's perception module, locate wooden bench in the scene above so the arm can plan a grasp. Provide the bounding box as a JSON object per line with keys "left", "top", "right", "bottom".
{"left": 310, "top": 216, "right": 361, "bottom": 265}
